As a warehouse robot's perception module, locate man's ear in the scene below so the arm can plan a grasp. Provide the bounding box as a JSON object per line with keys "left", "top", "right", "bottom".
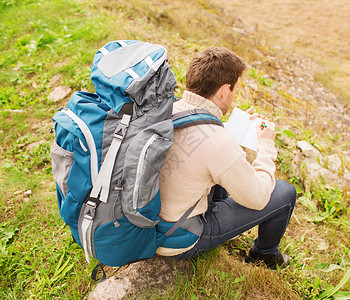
{"left": 210, "top": 84, "right": 229, "bottom": 104}
{"left": 216, "top": 84, "right": 230, "bottom": 99}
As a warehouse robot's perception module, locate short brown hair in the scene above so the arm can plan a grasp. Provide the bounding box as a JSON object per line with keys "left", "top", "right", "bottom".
{"left": 186, "top": 47, "right": 246, "bottom": 99}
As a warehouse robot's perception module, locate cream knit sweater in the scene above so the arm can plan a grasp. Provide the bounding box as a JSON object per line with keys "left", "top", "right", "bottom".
{"left": 157, "top": 91, "right": 277, "bottom": 256}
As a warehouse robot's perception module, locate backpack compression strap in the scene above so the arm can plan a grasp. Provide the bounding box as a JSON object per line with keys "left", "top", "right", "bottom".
{"left": 82, "top": 114, "right": 131, "bottom": 263}
{"left": 90, "top": 114, "right": 131, "bottom": 202}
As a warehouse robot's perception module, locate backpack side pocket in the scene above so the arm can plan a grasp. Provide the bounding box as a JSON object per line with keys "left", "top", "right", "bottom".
{"left": 51, "top": 140, "right": 74, "bottom": 198}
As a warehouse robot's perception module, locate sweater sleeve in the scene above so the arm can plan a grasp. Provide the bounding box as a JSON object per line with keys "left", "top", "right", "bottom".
{"left": 209, "top": 135, "right": 277, "bottom": 210}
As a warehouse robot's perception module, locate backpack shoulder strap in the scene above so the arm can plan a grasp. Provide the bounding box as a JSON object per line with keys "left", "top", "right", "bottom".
{"left": 161, "top": 109, "right": 223, "bottom": 239}
{"left": 172, "top": 109, "right": 223, "bottom": 129}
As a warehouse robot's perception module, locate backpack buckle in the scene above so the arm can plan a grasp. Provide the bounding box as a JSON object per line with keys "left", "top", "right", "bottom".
{"left": 84, "top": 201, "right": 97, "bottom": 220}
{"left": 114, "top": 124, "right": 127, "bottom": 140}
{"left": 114, "top": 114, "right": 131, "bottom": 140}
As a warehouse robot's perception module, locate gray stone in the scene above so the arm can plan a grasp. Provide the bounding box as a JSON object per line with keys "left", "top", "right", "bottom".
{"left": 24, "top": 190, "right": 32, "bottom": 196}
{"left": 27, "top": 140, "right": 45, "bottom": 152}
{"left": 301, "top": 158, "right": 344, "bottom": 188}
{"left": 344, "top": 168, "right": 350, "bottom": 181}
{"left": 48, "top": 86, "right": 71, "bottom": 102}
{"left": 296, "top": 141, "right": 321, "bottom": 158}
{"left": 324, "top": 154, "right": 342, "bottom": 173}
{"left": 247, "top": 82, "right": 259, "bottom": 92}
{"left": 49, "top": 74, "right": 62, "bottom": 85}
{"left": 88, "top": 256, "right": 191, "bottom": 300}
{"left": 273, "top": 45, "right": 282, "bottom": 51}
{"left": 3, "top": 109, "right": 24, "bottom": 113}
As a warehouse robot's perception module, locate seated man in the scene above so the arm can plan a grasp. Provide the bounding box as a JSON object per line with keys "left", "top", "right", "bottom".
{"left": 157, "top": 47, "right": 296, "bottom": 269}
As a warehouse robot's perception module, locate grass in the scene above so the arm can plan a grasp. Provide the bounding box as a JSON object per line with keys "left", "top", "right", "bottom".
{"left": 1, "top": 0, "right": 350, "bottom": 299}
{"left": 173, "top": 245, "right": 300, "bottom": 299}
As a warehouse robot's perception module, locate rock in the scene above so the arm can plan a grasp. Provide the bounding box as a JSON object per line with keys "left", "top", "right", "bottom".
{"left": 232, "top": 27, "right": 248, "bottom": 36}
{"left": 27, "top": 140, "right": 45, "bottom": 152}
{"left": 273, "top": 45, "right": 282, "bottom": 51}
{"left": 247, "top": 82, "right": 258, "bottom": 92}
{"left": 88, "top": 256, "right": 191, "bottom": 300}
{"left": 316, "top": 240, "right": 329, "bottom": 251}
{"left": 49, "top": 74, "right": 62, "bottom": 85}
{"left": 296, "top": 141, "right": 321, "bottom": 158}
{"left": 324, "top": 154, "right": 342, "bottom": 173}
{"left": 48, "top": 86, "right": 71, "bottom": 102}
{"left": 3, "top": 109, "right": 24, "bottom": 113}
{"left": 12, "top": 64, "right": 21, "bottom": 71}
{"left": 24, "top": 190, "right": 32, "bottom": 196}
{"left": 300, "top": 157, "right": 345, "bottom": 188}
{"left": 300, "top": 158, "right": 322, "bottom": 176}
{"left": 343, "top": 168, "right": 350, "bottom": 181}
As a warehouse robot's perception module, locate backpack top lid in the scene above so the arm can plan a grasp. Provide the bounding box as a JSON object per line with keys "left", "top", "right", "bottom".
{"left": 90, "top": 40, "right": 171, "bottom": 114}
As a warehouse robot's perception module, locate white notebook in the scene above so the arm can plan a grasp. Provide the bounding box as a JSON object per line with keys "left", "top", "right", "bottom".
{"left": 224, "top": 107, "right": 262, "bottom": 151}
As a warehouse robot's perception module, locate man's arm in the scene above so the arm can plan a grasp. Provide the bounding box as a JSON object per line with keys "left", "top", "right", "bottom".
{"left": 207, "top": 125, "right": 277, "bottom": 210}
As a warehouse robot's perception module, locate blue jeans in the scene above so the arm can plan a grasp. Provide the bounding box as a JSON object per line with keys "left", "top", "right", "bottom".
{"left": 173, "top": 180, "right": 297, "bottom": 259}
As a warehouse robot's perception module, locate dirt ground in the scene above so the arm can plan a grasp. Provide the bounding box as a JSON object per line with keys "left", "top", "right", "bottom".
{"left": 213, "top": 0, "right": 350, "bottom": 104}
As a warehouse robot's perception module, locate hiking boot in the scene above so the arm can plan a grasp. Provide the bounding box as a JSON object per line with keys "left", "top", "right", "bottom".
{"left": 244, "top": 248, "right": 290, "bottom": 269}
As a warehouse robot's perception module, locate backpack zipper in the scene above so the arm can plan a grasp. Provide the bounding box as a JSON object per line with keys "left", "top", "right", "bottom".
{"left": 132, "top": 134, "right": 161, "bottom": 210}
{"left": 59, "top": 107, "right": 99, "bottom": 185}
{"left": 112, "top": 178, "right": 124, "bottom": 227}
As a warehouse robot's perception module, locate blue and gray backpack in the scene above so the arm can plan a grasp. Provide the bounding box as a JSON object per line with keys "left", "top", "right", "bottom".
{"left": 50, "top": 40, "right": 223, "bottom": 280}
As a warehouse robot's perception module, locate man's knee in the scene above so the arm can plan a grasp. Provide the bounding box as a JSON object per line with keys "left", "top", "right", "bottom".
{"left": 275, "top": 179, "right": 297, "bottom": 207}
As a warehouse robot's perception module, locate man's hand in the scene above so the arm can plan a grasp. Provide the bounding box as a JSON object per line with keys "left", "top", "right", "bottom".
{"left": 246, "top": 107, "right": 276, "bottom": 141}
{"left": 256, "top": 120, "right": 276, "bottom": 141}
{"left": 246, "top": 107, "right": 257, "bottom": 119}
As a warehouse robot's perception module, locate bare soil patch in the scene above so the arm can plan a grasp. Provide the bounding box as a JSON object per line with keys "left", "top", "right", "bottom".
{"left": 213, "top": 0, "right": 350, "bottom": 104}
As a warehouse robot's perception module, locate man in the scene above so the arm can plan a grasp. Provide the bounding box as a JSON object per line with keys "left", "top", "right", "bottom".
{"left": 157, "top": 47, "right": 296, "bottom": 268}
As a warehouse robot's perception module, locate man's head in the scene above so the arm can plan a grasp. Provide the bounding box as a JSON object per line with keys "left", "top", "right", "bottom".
{"left": 186, "top": 47, "right": 246, "bottom": 113}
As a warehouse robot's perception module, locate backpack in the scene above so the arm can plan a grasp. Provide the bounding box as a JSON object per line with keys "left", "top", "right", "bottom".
{"left": 50, "top": 40, "right": 223, "bottom": 280}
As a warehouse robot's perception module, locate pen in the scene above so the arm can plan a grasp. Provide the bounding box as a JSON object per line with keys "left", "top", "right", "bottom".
{"left": 261, "top": 123, "right": 267, "bottom": 128}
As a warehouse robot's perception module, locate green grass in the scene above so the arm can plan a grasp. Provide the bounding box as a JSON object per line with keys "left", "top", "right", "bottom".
{"left": 1, "top": 0, "right": 350, "bottom": 299}
{"left": 0, "top": 0, "right": 114, "bottom": 297}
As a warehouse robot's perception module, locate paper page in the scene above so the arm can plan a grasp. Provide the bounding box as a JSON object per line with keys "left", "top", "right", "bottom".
{"left": 224, "top": 107, "right": 261, "bottom": 151}
{"left": 241, "top": 121, "right": 260, "bottom": 151}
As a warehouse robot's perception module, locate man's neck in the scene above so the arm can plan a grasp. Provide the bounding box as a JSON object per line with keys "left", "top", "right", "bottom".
{"left": 181, "top": 91, "right": 223, "bottom": 119}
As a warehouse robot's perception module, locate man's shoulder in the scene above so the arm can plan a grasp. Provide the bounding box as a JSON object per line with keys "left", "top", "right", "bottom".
{"left": 197, "top": 123, "right": 235, "bottom": 143}
{"left": 172, "top": 99, "right": 238, "bottom": 147}
{"left": 174, "top": 122, "right": 239, "bottom": 154}
{"left": 172, "top": 99, "right": 192, "bottom": 113}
